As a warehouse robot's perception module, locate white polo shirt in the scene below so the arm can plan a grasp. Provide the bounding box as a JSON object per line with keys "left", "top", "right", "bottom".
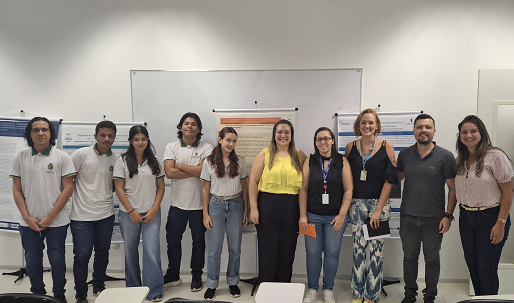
{"left": 113, "top": 156, "right": 165, "bottom": 213}
{"left": 200, "top": 156, "right": 248, "bottom": 197}
{"left": 70, "top": 144, "right": 117, "bottom": 221}
{"left": 164, "top": 139, "right": 213, "bottom": 210}
{"left": 9, "top": 146, "right": 76, "bottom": 227}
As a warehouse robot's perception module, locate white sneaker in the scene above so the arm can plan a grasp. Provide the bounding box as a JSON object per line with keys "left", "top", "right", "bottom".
{"left": 323, "top": 289, "right": 336, "bottom": 303}
{"left": 303, "top": 288, "right": 319, "bottom": 303}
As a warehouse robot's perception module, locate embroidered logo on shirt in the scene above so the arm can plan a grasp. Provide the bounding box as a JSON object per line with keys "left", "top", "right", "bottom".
{"left": 109, "top": 165, "right": 114, "bottom": 172}
{"left": 47, "top": 163, "right": 54, "bottom": 170}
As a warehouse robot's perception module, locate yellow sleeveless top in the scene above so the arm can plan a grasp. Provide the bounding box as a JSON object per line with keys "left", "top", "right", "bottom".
{"left": 258, "top": 148, "right": 303, "bottom": 195}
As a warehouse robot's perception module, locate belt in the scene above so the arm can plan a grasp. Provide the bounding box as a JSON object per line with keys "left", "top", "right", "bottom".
{"left": 211, "top": 192, "right": 242, "bottom": 201}
{"left": 460, "top": 203, "right": 500, "bottom": 211}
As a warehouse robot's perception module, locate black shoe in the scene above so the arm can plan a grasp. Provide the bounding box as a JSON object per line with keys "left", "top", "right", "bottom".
{"left": 92, "top": 285, "right": 105, "bottom": 296}
{"left": 150, "top": 294, "right": 164, "bottom": 302}
{"left": 163, "top": 273, "right": 182, "bottom": 287}
{"left": 191, "top": 274, "right": 203, "bottom": 292}
{"left": 204, "top": 288, "right": 216, "bottom": 300}
{"left": 401, "top": 296, "right": 416, "bottom": 303}
{"left": 54, "top": 294, "right": 68, "bottom": 303}
{"left": 423, "top": 298, "right": 435, "bottom": 303}
{"left": 75, "top": 292, "right": 88, "bottom": 303}
{"left": 229, "top": 285, "right": 241, "bottom": 298}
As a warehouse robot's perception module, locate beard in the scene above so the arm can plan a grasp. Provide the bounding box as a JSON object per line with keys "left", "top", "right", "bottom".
{"left": 416, "top": 132, "right": 432, "bottom": 145}
{"left": 416, "top": 136, "right": 432, "bottom": 145}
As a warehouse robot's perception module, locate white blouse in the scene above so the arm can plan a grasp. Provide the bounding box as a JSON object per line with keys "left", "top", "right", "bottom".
{"left": 456, "top": 149, "right": 513, "bottom": 208}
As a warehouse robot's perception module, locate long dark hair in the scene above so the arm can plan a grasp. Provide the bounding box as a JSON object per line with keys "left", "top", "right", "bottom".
{"left": 24, "top": 117, "right": 57, "bottom": 147}
{"left": 455, "top": 115, "right": 510, "bottom": 177}
{"left": 313, "top": 127, "right": 337, "bottom": 163}
{"left": 207, "top": 127, "right": 239, "bottom": 178}
{"left": 268, "top": 119, "right": 302, "bottom": 173}
{"left": 122, "top": 125, "right": 161, "bottom": 178}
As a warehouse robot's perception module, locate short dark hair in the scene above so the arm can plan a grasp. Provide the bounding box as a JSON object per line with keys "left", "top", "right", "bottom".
{"left": 95, "top": 120, "right": 117, "bottom": 134}
{"left": 414, "top": 113, "right": 435, "bottom": 127}
{"left": 176, "top": 112, "right": 203, "bottom": 140}
{"left": 24, "top": 117, "right": 57, "bottom": 148}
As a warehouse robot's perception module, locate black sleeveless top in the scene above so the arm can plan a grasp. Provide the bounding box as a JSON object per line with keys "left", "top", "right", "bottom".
{"left": 347, "top": 141, "right": 398, "bottom": 199}
{"left": 307, "top": 153, "right": 345, "bottom": 216}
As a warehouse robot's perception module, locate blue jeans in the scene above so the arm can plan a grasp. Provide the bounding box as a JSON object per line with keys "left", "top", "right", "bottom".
{"left": 459, "top": 205, "right": 511, "bottom": 296}
{"left": 400, "top": 214, "right": 443, "bottom": 301}
{"left": 305, "top": 212, "right": 347, "bottom": 291}
{"left": 70, "top": 215, "right": 115, "bottom": 294}
{"left": 350, "top": 199, "right": 390, "bottom": 302}
{"left": 119, "top": 208, "right": 163, "bottom": 299}
{"left": 206, "top": 195, "right": 245, "bottom": 289}
{"left": 165, "top": 205, "right": 206, "bottom": 278}
{"left": 19, "top": 225, "right": 68, "bottom": 296}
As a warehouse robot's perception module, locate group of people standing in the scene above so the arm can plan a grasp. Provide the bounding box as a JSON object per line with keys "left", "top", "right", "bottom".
{"left": 9, "top": 109, "right": 513, "bottom": 303}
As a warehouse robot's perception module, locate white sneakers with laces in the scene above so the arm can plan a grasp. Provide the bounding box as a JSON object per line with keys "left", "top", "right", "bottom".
{"left": 323, "top": 289, "right": 336, "bottom": 303}
{"left": 303, "top": 288, "right": 319, "bottom": 303}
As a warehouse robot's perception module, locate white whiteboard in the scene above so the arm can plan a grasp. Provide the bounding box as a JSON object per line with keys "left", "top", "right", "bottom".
{"left": 131, "top": 69, "right": 362, "bottom": 158}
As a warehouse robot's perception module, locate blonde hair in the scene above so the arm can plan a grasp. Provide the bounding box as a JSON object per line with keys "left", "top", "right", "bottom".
{"left": 353, "top": 108, "right": 381, "bottom": 136}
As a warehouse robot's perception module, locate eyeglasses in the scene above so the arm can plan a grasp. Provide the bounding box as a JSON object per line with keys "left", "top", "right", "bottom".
{"left": 31, "top": 128, "right": 49, "bottom": 133}
{"left": 316, "top": 137, "right": 332, "bottom": 143}
{"left": 132, "top": 138, "right": 148, "bottom": 143}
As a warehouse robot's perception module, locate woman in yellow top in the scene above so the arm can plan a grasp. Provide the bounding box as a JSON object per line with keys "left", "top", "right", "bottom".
{"left": 249, "top": 119, "right": 306, "bottom": 282}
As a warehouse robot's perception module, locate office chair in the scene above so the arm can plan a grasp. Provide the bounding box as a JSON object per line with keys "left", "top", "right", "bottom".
{"left": 164, "top": 299, "right": 233, "bottom": 303}
{"left": 0, "top": 293, "right": 64, "bottom": 303}
{"left": 457, "top": 299, "right": 514, "bottom": 303}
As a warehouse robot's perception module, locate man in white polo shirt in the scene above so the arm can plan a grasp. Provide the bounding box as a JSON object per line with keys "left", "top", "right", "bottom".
{"left": 70, "top": 121, "right": 118, "bottom": 303}
{"left": 163, "top": 112, "right": 213, "bottom": 292}
{"left": 10, "top": 117, "right": 76, "bottom": 303}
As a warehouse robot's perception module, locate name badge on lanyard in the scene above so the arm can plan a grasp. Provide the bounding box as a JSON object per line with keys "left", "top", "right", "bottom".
{"left": 360, "top": 169, "right": 367, "bottom": 181}
{"left": 320, "top": 157, "right": 333, "bottom": 205}
{"left": 360, "top": 137, "right": 376, "bottom": 182}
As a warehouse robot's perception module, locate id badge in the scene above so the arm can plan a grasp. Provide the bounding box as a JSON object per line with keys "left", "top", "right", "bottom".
{"left": 360, "top": 169, "right": 367, "bottom": 181}
{"left": 322, "top": 194, "right": 329, "bottom": 204}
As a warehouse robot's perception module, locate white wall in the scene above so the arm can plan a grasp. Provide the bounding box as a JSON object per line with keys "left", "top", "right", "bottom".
{"left": 2, "top": 0, "right": 514, "bottom": 281}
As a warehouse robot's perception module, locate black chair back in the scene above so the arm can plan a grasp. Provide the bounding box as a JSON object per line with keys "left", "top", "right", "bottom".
{"left": 0, "top": 293, "right": 64, "bottom": 303}
{"left": 458, "top": 299, "right": 514, "bottom": 303}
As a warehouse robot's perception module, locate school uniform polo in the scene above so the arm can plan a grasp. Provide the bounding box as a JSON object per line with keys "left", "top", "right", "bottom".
{"left": 70, "top": 144, "right": 118, "bottom": 221}
{"left": 113, "top": 156, "right": 165, "bottom": 213}
{"left": 9, "top": 145, "right": 76, "bottom": 227}
{"left": 200, "top": 156, "right": 248, "bottom": 196}
{"left": 164, "top": 139, "right": 213, "bottom": 210}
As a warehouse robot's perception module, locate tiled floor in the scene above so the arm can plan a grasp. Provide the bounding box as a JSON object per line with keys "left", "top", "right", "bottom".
{"left": 0, "top": 268, "right": 472, "bottom": 302}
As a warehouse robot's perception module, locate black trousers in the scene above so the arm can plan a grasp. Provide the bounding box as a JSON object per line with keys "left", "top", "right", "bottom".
{"left": 256, "top": 192, "right": 299, "bottom": 283}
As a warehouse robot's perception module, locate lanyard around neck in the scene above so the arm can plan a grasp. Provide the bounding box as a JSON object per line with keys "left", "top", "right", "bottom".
{"left": 320, "top": 156, "right": 333, "bottom": 187}
{"left": 360, "top": 137, "right": 376, "bottom": 169}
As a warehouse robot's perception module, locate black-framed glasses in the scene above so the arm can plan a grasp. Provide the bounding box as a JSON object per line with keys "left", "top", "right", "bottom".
{"left": 316, "top": 137, "right": 332, "bottom": 143}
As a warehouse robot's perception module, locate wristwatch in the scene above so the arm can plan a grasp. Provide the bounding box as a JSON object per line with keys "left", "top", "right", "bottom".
{"left": 444, "top": 212, "right": 455, "bottom": 221}
{"left": 497, "top": 218, "right": 507, "bottom": 224}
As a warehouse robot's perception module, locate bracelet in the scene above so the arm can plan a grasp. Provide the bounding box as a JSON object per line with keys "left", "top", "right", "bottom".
{"left": 128, "top": 209, "right": 134, "bottom": 214}
{"left": 444, "top": 212, "right": 455, "bottom": 221}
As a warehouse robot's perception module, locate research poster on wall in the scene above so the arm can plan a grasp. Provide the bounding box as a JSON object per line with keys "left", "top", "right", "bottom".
{"left": 214, "top": 110, "right": 296, "bottom": 168}
{"left": 337, "top": 111, "right": 419, "bottom": 238}
{"left": 61, "top": 121, "right": 144, "bottom": 244}
{"left": 0, "top": 117, "right": 60, "bottom": 232}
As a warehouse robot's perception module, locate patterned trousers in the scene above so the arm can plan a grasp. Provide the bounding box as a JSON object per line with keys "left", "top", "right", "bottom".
{"left": 349, "top": 198, "right": 391, "bottom": 302}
